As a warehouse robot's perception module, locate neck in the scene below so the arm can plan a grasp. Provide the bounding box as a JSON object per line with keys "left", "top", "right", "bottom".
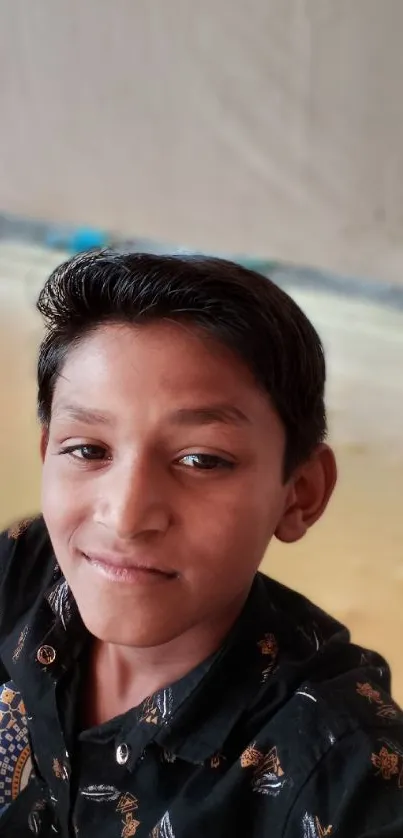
{"left": 84, "top": 593, "right": 248, "bottom": 727}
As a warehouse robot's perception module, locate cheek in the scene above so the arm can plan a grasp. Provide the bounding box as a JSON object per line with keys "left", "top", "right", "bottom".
{"left": 41, "top": 457, "right": 85, "bottom": 537}
{"left": 185, "top": 474, "right": 282, "bottom": 578}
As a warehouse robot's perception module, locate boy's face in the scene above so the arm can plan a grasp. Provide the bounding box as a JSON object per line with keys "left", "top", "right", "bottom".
{"left": 41, "top": 321, "right": 334, "bottom": 648}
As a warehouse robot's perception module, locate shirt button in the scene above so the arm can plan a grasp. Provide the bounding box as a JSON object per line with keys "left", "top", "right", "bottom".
{"left": 36, "top": 645, "right": 56, "bottom": 665}
{"left": 116, "top": 743, "right": 130, "bottom": 765}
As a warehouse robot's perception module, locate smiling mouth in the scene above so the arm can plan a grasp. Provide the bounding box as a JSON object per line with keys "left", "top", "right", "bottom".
{"left": 81, "top": 552, "right": 178, "bottom": 584}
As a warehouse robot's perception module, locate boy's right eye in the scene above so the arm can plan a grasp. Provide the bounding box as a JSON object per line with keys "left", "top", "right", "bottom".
{"left": 59, "top": 445, "right": 109, "bottom": 461}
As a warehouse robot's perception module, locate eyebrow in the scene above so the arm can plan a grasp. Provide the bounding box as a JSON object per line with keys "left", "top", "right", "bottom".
{"left": 167, "top": 405, "right": 251, "bottom": 427}
{"left": 52, "top": 403, "right": 116, "bottom": 426}
{"left": 52, "top": 402, "right": 250, "bottom": 428}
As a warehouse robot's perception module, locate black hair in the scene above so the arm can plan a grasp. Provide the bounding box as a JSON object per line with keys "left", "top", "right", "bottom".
{"left": 36, "top": 251, "right": 327, "bottom": 478}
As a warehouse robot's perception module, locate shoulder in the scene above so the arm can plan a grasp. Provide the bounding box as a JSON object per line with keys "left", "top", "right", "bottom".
{"left": 253, "top": 582, "right": 401, "bottom": 775}
{"left": 0, "top": 514, "right": 52, "bottom": 574}
{"left": 245, "top": 576, "right": 403, "bottom": 831}
{"left": 249, "top": 664, "right": 403, "bottom": 834}
{"left": 239, "top": 677, "right": 403, "bottom": 834}
{"left": 280, "top": 702, "right": 403, "bottom": 834}
{"left": 0, "top": 515, "right": 50, "bottom": 552}
{"left": 0, "top": 515, "right": 55, "bottom": 633}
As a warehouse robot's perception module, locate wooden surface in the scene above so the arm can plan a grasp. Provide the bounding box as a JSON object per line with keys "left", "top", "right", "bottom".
{"left": 1, "top": 242, "right": 402, "bottom": 701}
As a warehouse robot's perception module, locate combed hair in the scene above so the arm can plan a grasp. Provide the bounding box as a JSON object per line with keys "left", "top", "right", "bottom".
{"left": 36, "top": 251, "right": 327, "bottom": 478}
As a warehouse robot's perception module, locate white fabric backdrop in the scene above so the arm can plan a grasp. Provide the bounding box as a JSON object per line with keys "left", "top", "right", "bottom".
{"left": 1, "top": 0, "right": 403, "bottom": 282}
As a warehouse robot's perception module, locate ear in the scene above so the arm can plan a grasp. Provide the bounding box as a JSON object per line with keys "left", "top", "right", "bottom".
{"left": 40, "top": 427, "right": 49, "bottom": 463}
{"left": 275, "top": 444, "right": 337, "bottom": 544}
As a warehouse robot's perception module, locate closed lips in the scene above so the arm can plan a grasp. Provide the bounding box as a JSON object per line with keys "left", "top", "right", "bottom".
{"left": 81, "top": 551, "right": 177, "bottom": 577}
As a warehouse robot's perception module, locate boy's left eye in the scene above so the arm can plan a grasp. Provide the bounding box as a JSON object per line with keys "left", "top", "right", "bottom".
{"left": 177, "top": 454, "right": 234, "bottom": 470}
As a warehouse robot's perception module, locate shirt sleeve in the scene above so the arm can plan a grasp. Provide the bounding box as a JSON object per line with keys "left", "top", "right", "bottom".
{"left": 283, "top": 724, "right": 403, "bottom": 837}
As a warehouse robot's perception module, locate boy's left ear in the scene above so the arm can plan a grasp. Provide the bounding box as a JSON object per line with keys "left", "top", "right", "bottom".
{"left": 40, "top": 427, "right": 49, "bottom": 463}
{"left": 275, "top": 444, "right": 337, "bottom": 544}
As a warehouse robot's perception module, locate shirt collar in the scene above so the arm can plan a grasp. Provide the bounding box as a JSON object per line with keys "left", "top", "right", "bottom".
{"left": 124, "top": 575, "right": 282, "bottom": 765}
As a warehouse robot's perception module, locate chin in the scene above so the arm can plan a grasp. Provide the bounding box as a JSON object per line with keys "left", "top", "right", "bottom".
{"left": 76, "top": 601, "right": 186, "bottom": 648}
{"left": 62, "top": 559, "right": 189, "bottom": 646}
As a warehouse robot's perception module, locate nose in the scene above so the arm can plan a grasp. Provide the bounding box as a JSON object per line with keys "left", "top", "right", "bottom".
{"left": 93, "top": 456, "right": 171, "bottom": 540}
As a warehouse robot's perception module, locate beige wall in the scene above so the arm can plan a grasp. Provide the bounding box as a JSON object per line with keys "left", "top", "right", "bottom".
{"left": 1, "top": 0, "right": 403, "bottom": 283}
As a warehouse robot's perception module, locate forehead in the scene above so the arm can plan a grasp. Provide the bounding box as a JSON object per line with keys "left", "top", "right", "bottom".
{"left": 52, "top": 322, "right": 280, "bottom": 432}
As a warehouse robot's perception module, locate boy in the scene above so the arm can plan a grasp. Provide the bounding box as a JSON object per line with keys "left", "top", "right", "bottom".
{"left": 0, "top": 251, "right": 401, "bottom": 836}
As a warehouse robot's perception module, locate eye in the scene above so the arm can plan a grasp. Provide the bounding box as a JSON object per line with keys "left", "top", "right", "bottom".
{"left": 177, "top": 453, "right": 235, "bottom": 471}
{"left": 59, "top": 444, "right": 109, "bottom": 461}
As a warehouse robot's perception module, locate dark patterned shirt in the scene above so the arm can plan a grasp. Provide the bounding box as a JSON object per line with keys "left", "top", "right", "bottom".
{"left": 0, "top": 516, "right": 402, "bottom": 837}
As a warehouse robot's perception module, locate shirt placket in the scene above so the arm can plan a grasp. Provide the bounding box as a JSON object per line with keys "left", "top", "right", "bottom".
{"left": 9, "top": 606, "right": 85, "bottom": 837}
